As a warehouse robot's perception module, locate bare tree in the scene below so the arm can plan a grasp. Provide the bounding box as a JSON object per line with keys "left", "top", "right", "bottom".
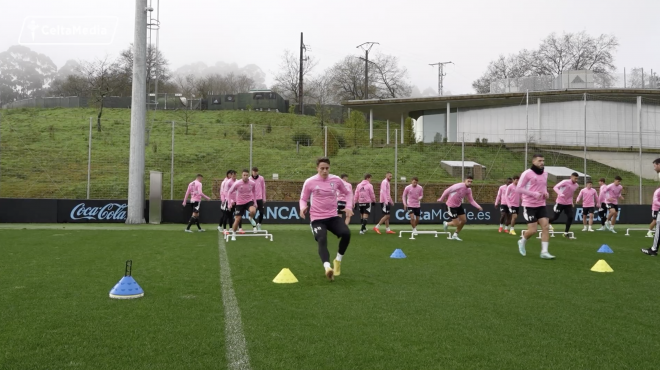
{"left": 118, "top": 43, "right": 171, "bottom": 93}
{"left": 370, "top": 53, "right": 412, "bottom": 98}
{"left": 472, "top": 52, "right": 534, "bottom": 93}
{"left": 76, "top": 57, "right": 127, "bottom": 132}
{"left": 271, "top": 50, "right": 317, "bottom": 103}
{"left": 328, "top": 55, "right": 370, "bottom": 101}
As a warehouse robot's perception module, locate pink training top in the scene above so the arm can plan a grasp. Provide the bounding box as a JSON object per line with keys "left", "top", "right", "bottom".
{"left": 402, "top": 184, "right": 423, "bottom": 208}
{"left": 604, "top": 183, "right": 623, "bottom": 205}
{"left": 354, "top": 180, "right": 376, "bottom": 204}
{"left": 251, "top": 175, "right": 266, "bottom": 201}
{"left": 438, "top": 183, "right": 480, "bottom": 209}
{"left": 653, "top": 188, "right": 660, "bottom": 212}
{"left": 225, "top": 178, "right": 237, "bottom": 203}
{"left": 495, "top": 184, "right": 508, "bottom": 206}
{"left": 183, "top": 180, "right": 210, "bottom": 204}
{"left": 506, "top": 184, "right": 520, "bottom": 207}
{"left": 380, "top": 179, "right": 393, "bottom": 205}
{"left": 220, "top": 178, "right": 230, "bottom": 202}
{"left": 553, "top": 179, "right": 579, "bottom": 206}
{"left": 300, "top": 174, "right": 351, "bottom": 222}
{"left": 598, "top": 184, "right": 607, "bottom": 205}
{"left": 576, "top": 188, "right": 598, "bottom": 208}
{"left": 337, "top": 180, "right": 353, "bottom": 208}
{"left": 516, "top": 169, "right": 549, "bottom": 208}
{"left": 228, "top": 179, "right": 257, "bottom": 206}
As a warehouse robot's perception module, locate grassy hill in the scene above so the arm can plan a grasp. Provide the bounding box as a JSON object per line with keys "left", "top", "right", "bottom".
{"left": 0, "top": 107, "right": 655, "bottom": 201}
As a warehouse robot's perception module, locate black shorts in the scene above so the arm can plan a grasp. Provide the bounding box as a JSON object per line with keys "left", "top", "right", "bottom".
{"left": 220, "top": 200, "right": 229, "bottom": 211}
{"left": 310, "top": 216, "right": 350, "bottom": 241}
{"left": 583, "top": 207, "right": 594, "bottom": 215}
{"left": 653, "top": 211, "right": 658, "bottom": 222}
{"left": 190, "top": 202, "right": 201, "bottom": 213}
{"left": 553, "top": 204, "right": 574, "bottom": 216}
{"left": 606, "top": 203, "right": 619, "bottom": 212}
{"left": 381, "top": 203, "right": 391, "bottom": 215}
{"left": 358, "top": 203, "right": 372, "bottom": 215}
{"left": 407, "top": 207, "right": 420, "bottom": 217}
{"left": 522, "top": 206, "right": 549, "bottom": 223}
{"left": 509, "top": 206, "right": 519, "bottom": 215}
{"left": 599, "top": 203, "right": 606, "bottom": 213}
{"left": 447, "top": 206, "right": 465, "bottom": 219}
{"left": 499, "top": 206, "right": 510, "bottom": 214}
{"left": 234, "top": 201, "right": 254, "bottom": 216}
{"left": 337, "top": 201, "right": 346, "bottom": 214}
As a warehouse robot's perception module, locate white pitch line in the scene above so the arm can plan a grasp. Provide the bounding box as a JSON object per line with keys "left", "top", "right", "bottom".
{"left": 218, "top": 235, "right": 252, "bottom": 370}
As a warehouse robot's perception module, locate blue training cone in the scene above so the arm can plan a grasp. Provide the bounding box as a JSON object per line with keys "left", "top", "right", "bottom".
{"left": 109, "top": 260, "right": 144, "bottom": 299}
{"left": 597, "top": 244, "right": 613, "bottom": 254}
{"left": 390, "top": 249, "right": 407, "bottom": 259}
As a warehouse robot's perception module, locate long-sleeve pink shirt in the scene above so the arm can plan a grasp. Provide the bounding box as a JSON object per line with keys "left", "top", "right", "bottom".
{"left": 553, "top": 179, "right": 579, "bottom": 206}
{"left": 516, "top": 169, "right": 549, "bottom": 208}
{"left": 228, "top": 179, "right": 256, "bottom": 206}
{"left": 220, "top": 178, "right": 230, "bottom": 202}
{"left": 598, "top": 184, "right": 607, "bottom": 205}
{"left": 402, "top": 184, "right": 423, "bottom": 208}
{"left": 380, "top": 179, "right": 393, "bottom": 204}
{"left": 576, "top": 188, "right": 598, "bottom": 208}
{"left": 354, "top": 180, "right": 376, "bottom": 204}
{"left": 183, "top": 180, "right": 210, "bottom": 203}
{"left": 251, "top": 175, "right": 266, "bottom": 201}
{"left": 653, "top": 188, "right": 660, "bottom": 211}
{"left": 337, "top": 180, "right": 353, "bottom": 208}
{"left": 225, "top": 178, "right": 237, "bottom": 203}
{"left": 506, "top": 184, "right": 520, "bottom": 207}
{"left": 300, "top": 174, "right": 351, "bottom": 222}
{"left": 438, "top": 183, "right": 480, "bottom": 209}
{"left": 495, "top": 184, "right": 508, "bottom": 206}
{"left": 604, "top": 183, "right": 623, "bottom": 205}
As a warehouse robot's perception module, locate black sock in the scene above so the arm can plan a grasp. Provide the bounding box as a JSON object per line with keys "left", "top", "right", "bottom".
{"left": 196, "top": 218, "right": 201, "bottom": 229}
{"left": 361, "top": 218, "right": 367, "bottom": 231}
{"left": 187, "top": 216, "right": 195, "bottom": 230}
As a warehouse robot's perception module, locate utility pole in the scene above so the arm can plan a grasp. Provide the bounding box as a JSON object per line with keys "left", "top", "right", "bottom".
{"left": 429, "top": 61, "right": 453, "bottom": 96}
{"left": 298, "top": 32, "right": 310, "bottom": 115}
{"left": 357, "top": 42, "right": 379, "bottom": 99}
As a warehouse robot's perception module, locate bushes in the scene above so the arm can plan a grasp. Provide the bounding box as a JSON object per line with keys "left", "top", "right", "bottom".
{"left": 292, "top": 132, "right": 312, "bottom": 146}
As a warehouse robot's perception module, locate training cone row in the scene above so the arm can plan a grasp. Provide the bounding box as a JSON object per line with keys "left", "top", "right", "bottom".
{"left": 273, "top": 268, "right": 298, "bottom": 283}
{"left": 591, "top": 244, "right": 614, "bottom": 273}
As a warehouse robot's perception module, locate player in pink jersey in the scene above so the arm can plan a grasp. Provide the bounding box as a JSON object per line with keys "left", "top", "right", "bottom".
{"left": 437, "top": 176, "right": 483, "bottom": 241}
{"left": 227, "top": 169, "right": 258, "bottom": 240}
{"left": 576, "top": 181, "right": 598, "bottom": 232}
{"left": 300, "top": 158, "right": 352, "bottom": 281}
{"left": 225, "top": 171, "right": 245, "bottom": 234}
{"left": 596, "top": 178, "right": 608, "bottom": 231}
{"left": 354, "top": 173, "right": 376, "bottom": 234}
{"left": 515, "top": 154, "right": 555, "bottom": 259}
{"left": 251, "top": 167, "right": 267, "bottom": 231}
{"left": 182, "top": 174, "right": 211, "bottom": 232}
{"left": 603, "top": 176, "right": 624, "bottom": 233}
{"left": 549, "top": 172, "right": 580, "bottom": 237}
{"left": 495, "top": 178, "right": 513, "bottom": 233}
{"left": 218, "top": 170, "right": 236, "bottom": 234}
{"left": 402, "top": 177, "right": 423, "bottom": 233}
{"left": 642, "top": 159, "right": 660, "bottom": 255}
{"left": 374, "top": 172, "right": 396, "bottom": 234}
{"left": 506, "top": 175, "right": 521, "bottom": 236}
{"left": 647, "top": 186, "right": 660, "bottom": 238}
{"left": 336, "top": 174, "right": 354, "bottom": 226}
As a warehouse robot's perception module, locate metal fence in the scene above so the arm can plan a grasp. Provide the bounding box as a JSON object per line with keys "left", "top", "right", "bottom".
{"left": 0, "top": 100, "right": 659, "bottom": 205}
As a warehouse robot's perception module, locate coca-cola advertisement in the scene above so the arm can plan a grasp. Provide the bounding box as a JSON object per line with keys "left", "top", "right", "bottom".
{"left": 57, "top": 200, "right": 134, "bottom": 223}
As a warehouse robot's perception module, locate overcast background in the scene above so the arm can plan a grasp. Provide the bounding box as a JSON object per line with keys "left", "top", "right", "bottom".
{"left": 2, "top": 0, "right": 659, "bottom": 95}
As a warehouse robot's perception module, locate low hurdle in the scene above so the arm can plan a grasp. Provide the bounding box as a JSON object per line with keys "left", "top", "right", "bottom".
{"left": 625, "top": 228, "right": 654, "bottom": 237}
{"left": 224, "top": 229, "right": 273, "bottom": 242}
{"left": 398, "top": 230, "right": 452, "bottom": 240}
{"left": 521, "top": 230, "right": 576, "bottom": 239}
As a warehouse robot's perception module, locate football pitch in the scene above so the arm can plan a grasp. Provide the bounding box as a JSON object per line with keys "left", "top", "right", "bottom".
{"left": 1, "top": 223, "right": 659, "bottom": 369}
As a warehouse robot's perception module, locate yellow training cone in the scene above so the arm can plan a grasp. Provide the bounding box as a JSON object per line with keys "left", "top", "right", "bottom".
{"left": 591, "top": 260, "right": 613, "bottom": 273}
{"left": 273, "top": 268, "right": 299, "bottom": 283}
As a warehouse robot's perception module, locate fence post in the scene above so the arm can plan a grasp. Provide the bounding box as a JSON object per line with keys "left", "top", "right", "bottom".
{"left": 386, "top": 119, "right": 389, "bottom": 145}
{"left": 638, "top": 96, "right": 642, "bottom": 204}
{"left": 525, "top": 90, "right": 529, "bottom": 169}
{"left": 250, "top": 124, "right": 253, "bottom": 171}
{"left": 324, "top": 125, "right": 328, "bottom": 157}
{"left": 394, "top": 129, "right": 398, "bottom": 203}
{"left": 87, "top": 117, "right": 92, "bottom": 199}
{"left": 583, "top": 93, "right": 587, "bottom": 186}
{"left": 461, "top": 133, "right": 465, "bottom": 181}
{"left": 170, "top": 120, "right": 174, "bottom": 200}
{"left": 400, "top": 114, "right": 404, "bottom": 144}
{"left": 369, "top": 109, "right": 373, "bottom": 147}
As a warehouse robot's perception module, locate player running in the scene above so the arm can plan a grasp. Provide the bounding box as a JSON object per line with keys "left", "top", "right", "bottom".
{"left": 495, "top": 178, "right": 513, "bottom": 233}
{"left": 182, "top": 174, "right": 211, "bottom": 233}
{"left": 549, "top": 172, "right": 580, "bottom": 237}
{"left": 516, "top": 154, "right": 555, "bottom": 259}
{"left": 576, "top": 181, "right": 598, "bottom": 232}
{"left": 218, "top": 170, "right": 235, "bottom": 234}
{"left": 437, "top": 176, "right": 483, "bottom": 241}
{"left": 596, "top": 178, "right": 608, "bottom": 231}
{"left": 300, "top": 157, "right": 352, "bottom": 281}
{"left": 641, "top": 159, "right": 660, "bottom": 255}
{"left": 374, "top": 172, "right": 396, "bottom": 234}
{"left": 402, "top": 177, "right": 423, "bottom": 234}
{"left": 506, "top": 175, "right": 521, "bottom": 236}
{"left": 647, "top": 186, "right": 660, "bottom": 238}
{"left": 251, "top": 167, "right": 266, "bottom": 231}
{"left": 603, "top": 176, "right": 624, "bottom": 233}
{"left": 354, "top": 174, "right": 376, "bottom": 235}
{"left": 227, "top": 169, "right": 258, "bottom": 241}
{"left": 337, "top": 174, "right": 354, "bottom": 226}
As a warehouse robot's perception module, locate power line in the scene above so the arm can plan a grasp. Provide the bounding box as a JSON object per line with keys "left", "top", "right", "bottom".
{"left": 356, "top": 42, "right": 379, "bottom": 99}
{"left": 429, "top": 61, "right": 453, "bottom": 96}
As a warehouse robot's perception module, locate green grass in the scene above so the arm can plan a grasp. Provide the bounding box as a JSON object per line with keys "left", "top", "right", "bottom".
{"left": 2, "top": 223, "right": 660, "bottom": 369}
{"left": 0, "top": 107, "right": 655, "bottom": 200}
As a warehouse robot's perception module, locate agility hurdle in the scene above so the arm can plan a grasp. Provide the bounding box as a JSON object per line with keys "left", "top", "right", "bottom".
{"left": 398, "top": 231, "right": 452, "bottom": 240}
{"left": 625, "top": 228, "right": 654, "bottom": 237}
{"left": 522, "top": 230, "right": 576, "bottom": 239}
{"left": 224, "top": 231, "right": 273, "bottom": 242}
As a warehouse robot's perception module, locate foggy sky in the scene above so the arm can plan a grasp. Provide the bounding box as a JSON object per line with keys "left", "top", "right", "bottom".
{"left": 2, "top": 0, "right": 659, "bottom": 96}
